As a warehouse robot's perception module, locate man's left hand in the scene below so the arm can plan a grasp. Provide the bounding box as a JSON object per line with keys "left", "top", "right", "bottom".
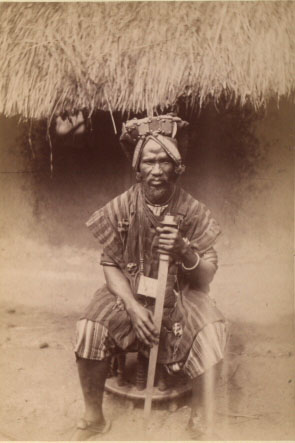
{"left": 156, "top": 226, "right": 187, "bottom": 258}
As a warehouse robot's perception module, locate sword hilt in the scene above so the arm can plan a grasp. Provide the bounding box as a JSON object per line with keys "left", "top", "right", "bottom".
{"left": 160, "top": 215, "right": 177, "bottom": 260}
{"left": 161, "top": 214, "right": 177, "bottom": 228}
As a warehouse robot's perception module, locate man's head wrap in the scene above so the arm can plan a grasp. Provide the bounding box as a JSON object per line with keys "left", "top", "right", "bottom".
{"left": 119, "top": 115, "right": 189, "bottom": 175}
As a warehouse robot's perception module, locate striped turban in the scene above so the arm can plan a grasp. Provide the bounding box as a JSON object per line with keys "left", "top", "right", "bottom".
{"left": 119, "top": 115, "right": 189, "bottom": 174}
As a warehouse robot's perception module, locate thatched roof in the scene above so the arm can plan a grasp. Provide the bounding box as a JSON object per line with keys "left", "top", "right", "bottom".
{"left": 0, "top": 2, "right": 294, "bottom": 119}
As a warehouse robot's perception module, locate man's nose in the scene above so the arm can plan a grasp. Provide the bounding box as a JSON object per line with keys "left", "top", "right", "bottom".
{"left": 151, "top": 163, "right": 163, "bottom": 175}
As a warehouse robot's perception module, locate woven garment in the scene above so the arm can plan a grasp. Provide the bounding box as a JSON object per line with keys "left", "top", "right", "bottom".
{"left": 81, "top": 183, "right": 225, "bottom": 365}
{"left": 74, "top": 319, "right": 227, "bottom": 379}
{"left": 85, "top": 183, "right": 221, "bottom": 273}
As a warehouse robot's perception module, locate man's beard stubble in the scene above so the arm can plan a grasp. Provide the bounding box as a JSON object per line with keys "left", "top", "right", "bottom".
{"left": 142, "top": 181, "right": 174, "bottom": 205}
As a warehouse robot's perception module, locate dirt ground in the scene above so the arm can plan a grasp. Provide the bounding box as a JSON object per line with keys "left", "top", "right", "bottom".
{"left": 0, "top": 237, "right": 294, "bottom": 442}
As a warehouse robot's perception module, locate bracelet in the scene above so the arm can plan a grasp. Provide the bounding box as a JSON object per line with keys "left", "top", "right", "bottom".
{"left": 181, "top": 252, "right": 200, "bottom": 271}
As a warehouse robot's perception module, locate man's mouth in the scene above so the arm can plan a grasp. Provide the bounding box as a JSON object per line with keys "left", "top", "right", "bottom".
{"left": 149, "top": 180, "right": 165, "bottom": 187}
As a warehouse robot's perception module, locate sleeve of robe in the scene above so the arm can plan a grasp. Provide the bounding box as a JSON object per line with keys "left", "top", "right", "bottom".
{"left": 182, "top": 197, "right": 221, "bottom": 270}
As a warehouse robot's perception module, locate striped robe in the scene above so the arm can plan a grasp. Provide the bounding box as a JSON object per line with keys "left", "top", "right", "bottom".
{"left": 76, "top": 183, "right": 226, "bottom": 375}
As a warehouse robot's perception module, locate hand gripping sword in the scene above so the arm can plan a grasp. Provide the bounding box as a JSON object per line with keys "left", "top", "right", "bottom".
{"left": 143, "top": 214, "right": 177, "bottom": 421}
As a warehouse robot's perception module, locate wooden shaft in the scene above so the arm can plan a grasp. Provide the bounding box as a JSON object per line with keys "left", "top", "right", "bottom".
{"left": 143, "top": 254, "right": 169, "bottom": 420}
{"left": 143, "top": 215, "right": 177, "bottom": 422}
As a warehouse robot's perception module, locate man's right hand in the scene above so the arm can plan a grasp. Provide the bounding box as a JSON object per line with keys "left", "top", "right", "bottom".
{"left": 126, "top": 301, "right": 159, "bottom": 347}
{"left": 103, "top": 266, "right": 159, "bottom": 347}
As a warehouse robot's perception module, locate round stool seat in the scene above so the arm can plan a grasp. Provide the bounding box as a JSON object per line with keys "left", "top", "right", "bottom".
{"left": 105, "top": 353, "right": 191, "bottom": 403}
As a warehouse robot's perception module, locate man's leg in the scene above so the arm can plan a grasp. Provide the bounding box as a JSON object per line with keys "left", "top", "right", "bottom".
{"left": 71, "top": 357, "right": 109, "bottom": 440}
{"left": 77, "top": 356, "right": 109, "bottom": 423}
{"left": 189, "top": 361, "right": 221, "bottom": 429}
{"left": 184, "top": 321, "right": 227, "bottom": 436}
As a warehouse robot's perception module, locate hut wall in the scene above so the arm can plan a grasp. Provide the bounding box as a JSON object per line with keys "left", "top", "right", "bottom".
{"left": 0, "top": 101, "right": 293, "bottom": 326}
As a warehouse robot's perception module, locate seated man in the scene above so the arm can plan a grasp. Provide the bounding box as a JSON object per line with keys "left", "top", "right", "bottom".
{"left": 73, "top": 115, "right": 226, "bottom": 440}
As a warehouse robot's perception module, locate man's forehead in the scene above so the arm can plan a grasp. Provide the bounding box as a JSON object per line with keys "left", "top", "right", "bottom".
{"left": 141, "top": 139, "right": 168, "bottom": 157}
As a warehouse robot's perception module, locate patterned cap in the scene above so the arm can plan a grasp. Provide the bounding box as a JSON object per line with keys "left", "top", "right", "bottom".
{"left": 119, "top": 114, "right": 189, "bottom": 171}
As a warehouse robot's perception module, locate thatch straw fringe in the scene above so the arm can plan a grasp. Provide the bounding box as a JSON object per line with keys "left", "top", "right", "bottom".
{"left": 105, "top": 89, "right": 117, "bottom": 134}
{"left": 0, "top": 2, "right": 294, "bottom": 119}
{"left": 28, "top": 119, "right": 35, "bottom": 159}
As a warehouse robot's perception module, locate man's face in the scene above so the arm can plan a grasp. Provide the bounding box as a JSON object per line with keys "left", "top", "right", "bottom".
{"left": 139, "top": 139, "right": 176, "bottom": 204}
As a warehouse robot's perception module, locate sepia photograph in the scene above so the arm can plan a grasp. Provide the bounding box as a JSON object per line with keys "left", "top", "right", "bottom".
{"left": 0, "top": 1, "right": 294, "bottom": 441}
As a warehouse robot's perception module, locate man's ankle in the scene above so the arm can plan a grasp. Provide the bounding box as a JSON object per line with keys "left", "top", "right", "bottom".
{"left": 84, "top": 409, "right": 104, "bottom": 424}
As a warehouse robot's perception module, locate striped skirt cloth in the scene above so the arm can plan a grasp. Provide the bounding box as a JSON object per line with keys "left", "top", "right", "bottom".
{"left": 75, "top": 318, "right": 227, "bottom": 379}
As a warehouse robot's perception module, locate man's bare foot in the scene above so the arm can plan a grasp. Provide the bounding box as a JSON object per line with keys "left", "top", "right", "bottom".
{"left": 186, "top": 415, "right": 206, "bottom": 440}
{"left": 70, "top": 417, "right": 111, "bottom": 441}
{"left": 186, "top": 411, "right": 213, "bottom": 440}
{"left": 187, "top": 414, "right": 222, "bottom": 440}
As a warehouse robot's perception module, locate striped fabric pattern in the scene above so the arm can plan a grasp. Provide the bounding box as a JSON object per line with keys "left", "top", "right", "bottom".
{"left": 201, "top": 247, "right": 218, "bottom": 268}
{"left": 101, "top": 246, "right": 218, "bottom": 268}
{"left": 182, "top": 321, "right": 227, "bottom": 378}
{"left": 75, "top": 318, "right": 111, "bottom": 360}
{"left": 85, "top": 184, "right": 221, "bottom": 263}
{"left": 80, "top": 183, "right": 224, "bottom": 366}
{"left": 74, "top": 319, "right": 227, "bottom": 379}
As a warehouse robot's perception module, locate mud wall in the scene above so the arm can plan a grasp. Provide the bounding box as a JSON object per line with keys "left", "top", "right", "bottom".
{"left": 0, "top": 100, "right": 293, "bottom": 325}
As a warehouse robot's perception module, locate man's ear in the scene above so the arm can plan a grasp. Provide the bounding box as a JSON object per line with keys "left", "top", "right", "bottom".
{"left": 175, "top": 164, "right": 186, "bottom": 175}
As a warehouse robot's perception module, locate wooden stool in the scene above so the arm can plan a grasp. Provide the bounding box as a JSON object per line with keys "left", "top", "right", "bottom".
{"left": 105, "top": 352, "right": 191, "bottom": 411}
